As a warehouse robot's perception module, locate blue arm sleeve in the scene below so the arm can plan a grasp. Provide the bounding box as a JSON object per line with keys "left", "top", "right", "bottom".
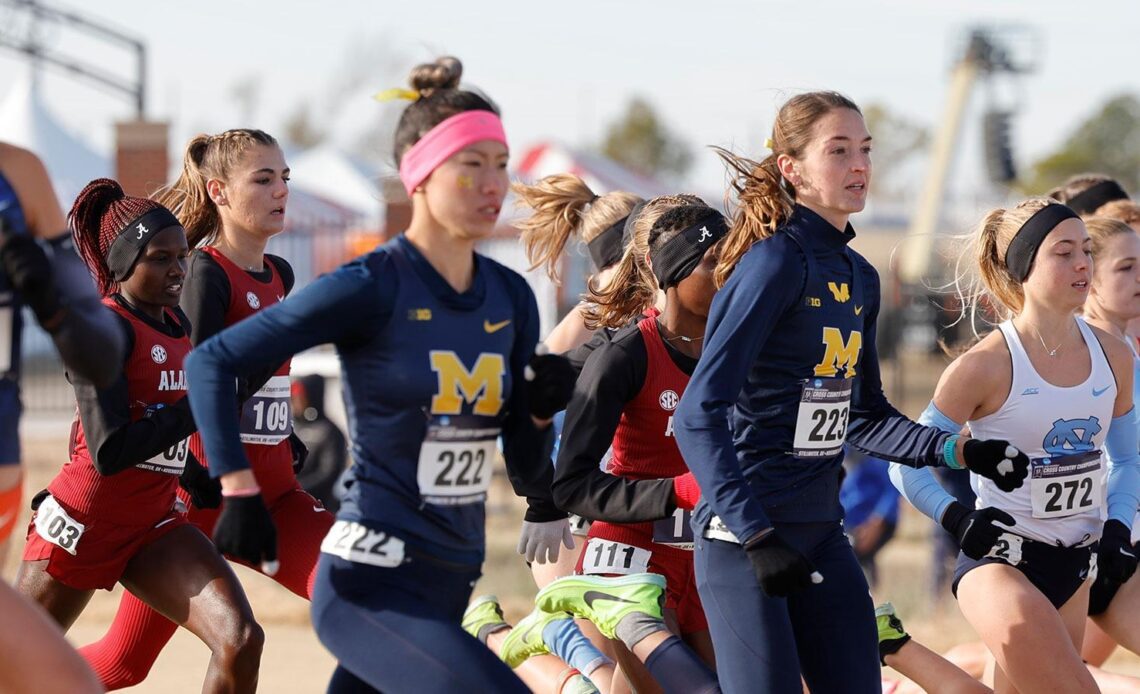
{"left": 887, "top": 401, "right": 960, "bottom": 523}
{"left": 186, "top": 257, "right": 392, "bottom": 477}
{"left": 845, "top": 261, "right": 951, "bottom": 467}
{"left": 1104, "top": 407, "right": 1140, "bottom": 528}
{"left": 674, "top": 239, "right": 805, "bottom": 541}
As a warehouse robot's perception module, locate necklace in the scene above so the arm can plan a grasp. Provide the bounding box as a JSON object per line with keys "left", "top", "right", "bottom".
{"left": 657, "top": 319, "right": 703, "bottom": 343}
{"left": 1031, "top": 322, "right": 1072, "bottom": 357}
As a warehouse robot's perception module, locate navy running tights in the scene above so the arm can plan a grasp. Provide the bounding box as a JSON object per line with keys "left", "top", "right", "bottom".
{"left": 694, "top": 520, "right": 879, "bottom": 694}
{"left": 311, "top": 553, "right": 528, "bottom": 693}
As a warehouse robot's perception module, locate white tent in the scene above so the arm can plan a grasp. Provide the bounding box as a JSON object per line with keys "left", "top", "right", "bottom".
{"left": 0, "top": 70, "right": 110, "bottom": 207}
{"left": 513, "top": 141, "right": 673, "bottom": 200}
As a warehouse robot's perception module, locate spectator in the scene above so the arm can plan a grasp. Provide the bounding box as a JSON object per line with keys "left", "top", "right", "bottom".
{"left": 291, "top": 374, "right": 348, "bottom": 512}
{"left": 840, "top": 449, "right": 901, "bottom": 589}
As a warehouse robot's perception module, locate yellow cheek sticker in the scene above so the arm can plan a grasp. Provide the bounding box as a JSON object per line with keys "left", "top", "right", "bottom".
{"left": 457, "top": 175, "right": 474, "bottom": 190}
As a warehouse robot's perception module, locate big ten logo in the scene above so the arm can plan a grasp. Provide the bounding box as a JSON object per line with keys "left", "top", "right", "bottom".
{"left": 429, "top": 351, "right": 505, "bottom": 416}
{"left": 813, "top": 327, "right": 862, "bottom": 378}
{"left": 1042, "top": 416, "right": 1102, "bottom": 456}
{"left": 805, "top": 296, "right": 822, "bottom": 308}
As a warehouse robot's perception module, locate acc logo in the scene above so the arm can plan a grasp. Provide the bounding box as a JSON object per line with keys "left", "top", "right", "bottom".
{"left": 658, "top": 390, "right": 679, "bottom": 411}
{"left": 150, "top": 345, "right": 168, "bottom": 364}
{"left": 246, "top": 292, "right": 261, "bottom": 310}
{"left": 1042, "top": 416, "right": 1101, "bottom": 456}
{"left": 827, "top": 282, "right": 850, "bottom": 303}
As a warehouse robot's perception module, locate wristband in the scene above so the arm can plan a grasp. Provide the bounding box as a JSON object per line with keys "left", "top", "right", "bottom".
{"left": 943, "top": 435, "right": 964, "bottom": 470}
{"left": 221, "top": 486, "right": 262, "bottom": 498}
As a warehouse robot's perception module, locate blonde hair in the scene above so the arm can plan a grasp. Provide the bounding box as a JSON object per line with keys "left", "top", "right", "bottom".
{"left": 511, "top": 174, "right": 642, "bottom": 282}
{"left": 713, "top": 91, "right": 861, "bottom": 288}
{"left": 582, "top": 194, "right": 710, "bottom": 330}
{"left": 154, "top": 129, "right": 279, "bottom": 248}
{"left": 953, "top": 198, "right": 1055, "bottom": 330}
{"left": 1086, "top": 216, "right": 1136, "bottom": 259}
{"left": 1093, "top": 199, "right": 1140, "bottom": 226}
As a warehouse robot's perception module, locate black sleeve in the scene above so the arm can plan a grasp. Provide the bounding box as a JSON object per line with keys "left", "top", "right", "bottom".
{"left": 180, "top": 251, "right": 230, "bottom": 347}
{"left": 71, "top": 315, "right": 198, "bottom": 475}
{"left": 552, "top": 332, "right": 678, "bottom": 522}
{"left": 266, "top": 254, "right": 295, "bottom": 296}
{"left": 564, "top": 327, "right": 614, "bottom": 375}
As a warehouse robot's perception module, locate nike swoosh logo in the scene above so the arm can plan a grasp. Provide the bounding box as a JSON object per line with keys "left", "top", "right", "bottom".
{"left": 484, "top": 319, "right": 511, "bottom": 333}
{"left": 582, "top": 590, "right": 637, "bottom": 609}
{"left": 854, "top": 305, "right": 863, "bottom": 316}
{"left": 154, "top": 517, "right": 177, "bottom": 529}
{"left": 1093, "top": 386, "right": 1111, "bottom": 397}
{"left": 313, "top": 505, "right": 324, "bottom": 513}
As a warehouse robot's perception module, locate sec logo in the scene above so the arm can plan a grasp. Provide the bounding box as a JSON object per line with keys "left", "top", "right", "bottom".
{"left": 246, "top": 292, "right": 261, "bottom": 310}
{"left": 151, "top": 345, "right": 168, "bottom": 364}
{"left": 658, "top": 390, "right": 679, "bottom": 411}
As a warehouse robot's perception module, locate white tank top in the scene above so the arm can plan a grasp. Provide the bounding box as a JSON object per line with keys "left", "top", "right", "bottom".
{"left": 968, "top": 317, "right": 1114, "bottom": 546}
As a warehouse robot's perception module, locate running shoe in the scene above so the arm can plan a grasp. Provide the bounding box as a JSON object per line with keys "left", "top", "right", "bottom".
{"left": 462, "top": 595, "right": 508, "bottom": 645}
{"left": 875, "top": 602, "right": 911, "bottom": 665}
{"left": 534, "top": 573, "right": 665, "bottom": 640}
{"left": 498, "top": 606, "right": 572, "bottom": 668}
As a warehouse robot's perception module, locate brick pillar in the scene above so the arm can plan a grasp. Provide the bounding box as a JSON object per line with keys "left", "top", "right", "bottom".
{"left": 382, "top": 177, "right": 411, "bottom": 240}
{"left": 115, "top": 121, "right": 169, "bottom": 197}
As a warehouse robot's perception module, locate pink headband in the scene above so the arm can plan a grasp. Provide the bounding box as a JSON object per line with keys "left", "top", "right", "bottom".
{"left": 399, "top": 110, "right": 508, "bottom": 195}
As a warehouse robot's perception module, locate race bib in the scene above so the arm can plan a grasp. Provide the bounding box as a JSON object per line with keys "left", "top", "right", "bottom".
{"left": 137, "top": 437, "right": 189, "bottom": 475}
{"left": 416, "top": 416, "right": 498, "bottom": 505}
{"left": 0, "top": 296, "right": 12, "bottom": 373}
{"left": 581, "top": 538, "right": 651, "bottom": 576}
{"left": 1030, "top": 451, "right": 1103, "bottom": 519}
{"left": 239, "top": 375, "right": 293, "bottom": 445}
{"left": 320, "top": 520, "right": 405, "bottom": 568}
{"left": 34, "top": 495, "right": 85, "bottom": 555}
{"left": 984, "top": 531, "right": 1024, "bottom": 566}
{"left": 792, "top": 378, "right": 852, "bottom": 458}
{"left": 653, "top": 508, "right": 694, "bottom": 549}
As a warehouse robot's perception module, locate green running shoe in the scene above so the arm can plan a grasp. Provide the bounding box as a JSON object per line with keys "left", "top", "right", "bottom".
{"left": 462, "top": 595, "right": 508, "bottom": 645}
{"left": 875, "top": 602, "right": 911, "bottom": 665}
{"left": 498, "top": 606, "right": 572, "bottom": 668}
{"left": 534, "top": 573, "right": 665, "bottom": 640}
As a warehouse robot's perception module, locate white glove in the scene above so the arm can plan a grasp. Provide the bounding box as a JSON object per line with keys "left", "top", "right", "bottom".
{"left": 517, "top": 518, "right": 575, "bottom": 564}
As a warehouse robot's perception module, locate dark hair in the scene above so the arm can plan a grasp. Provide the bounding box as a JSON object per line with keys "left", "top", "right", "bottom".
{"left": 392, "top": 56, "right": 499, "bottom": 167}
{"left": 69, "top": 178, "right": 169, "bottom": 296}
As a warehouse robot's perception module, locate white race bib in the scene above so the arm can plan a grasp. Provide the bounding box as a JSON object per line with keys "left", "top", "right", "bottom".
{"left": 792, "top": 378, "right": 852, "bottom": 458}
{"left": 1030, "top": 451, "right": 1103, "bottom": 519}
{"left": 652, "top": 508, "right": 694, "bottom": 549}
{"left": 984, "top": 531, "right": 1024, "bottom": 566}
{"left": 320, "top": 520, "right": 405, "bottom": 567}
{"left": 0, "top": 298, "right": 11, "bottom": 373}
{"left": 34, "top": 495, "right": 85, "bottom": 555}
{"left": 137, "top": 437, "right": 189, "bottom": 475}
{"left": 416, "top": 418, "right": 498, "bottom": 505}
{"left": 239, "top": 375, "right": 293, "bottom": 445}
{"left": 580, "top": 538, "right": 651, "bottom": 576}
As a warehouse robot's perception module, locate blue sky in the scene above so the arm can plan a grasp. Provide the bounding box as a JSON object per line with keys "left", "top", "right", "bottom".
{"left": 1, "top": 0, "right": 1136, "bottom": 198}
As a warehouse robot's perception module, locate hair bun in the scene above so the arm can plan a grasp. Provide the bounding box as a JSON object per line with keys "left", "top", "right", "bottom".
{"left": 409, "top": 56, "right": 463, "bottom": 98}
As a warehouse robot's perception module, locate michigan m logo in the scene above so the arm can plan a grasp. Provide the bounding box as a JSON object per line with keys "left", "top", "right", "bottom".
{"left": 813, "top": 327, "right": 862, "bottom": 378}
{"left": 429, "top": 351, "right": 505, "bottom": 416}
{"left": 827, "top": 282, "right": 850, "bottom": 303}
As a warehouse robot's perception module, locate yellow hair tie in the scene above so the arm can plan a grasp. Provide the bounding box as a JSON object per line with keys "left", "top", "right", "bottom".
{"left": 764, "top": 137, "right": 775, "bottom": 150}
{"left": 373, "top": 88, "right": 421, "bottom": 103}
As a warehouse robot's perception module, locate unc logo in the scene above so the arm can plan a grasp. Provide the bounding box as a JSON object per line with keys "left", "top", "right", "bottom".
{"left": 1042, "top": 416, "right": 1102, "bottom": 456}
{"left": 150, "top": 345, "right": 167, "bottom": 364}
{"left": 429, "top": 351, "right": 505, "bottom": 416}
{"left": 659, "top": 390, "right": 679, "bottom": 411}
{"left": 827, "top": 282, "right": 850, "bottom": 303}
{"left": 136, "top": 223, "right": 148, "bottom": 240}
{"left": 698, "top": 226, "right": 712, "bottom": 243}
{"left": 813, "top": 327, "right": 862, "bottom": 378}
{"left": 246, "top": 292, "right": 261, "bottom": 310}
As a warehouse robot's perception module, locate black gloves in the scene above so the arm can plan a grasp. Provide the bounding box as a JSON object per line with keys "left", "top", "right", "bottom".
{"left": 1097, "top": 519, "right": 1138, "bottom": 585}
{"left": 213, "top": 494, "right": 278, "bottom": 573}
{"left": 961, "top": 439, "right": 1030, "bottom": 492}
{"left": 0, "top": 224, "right": 61, "bottom": 327}
{"left": 940, "top": 501, "right": 1016, "bottom": 560}
{"left": 745, "top": 531, "right": 817, "bottom": 597}
{"left": 525, "top": 351, "right": 576, "bottom": 420}
{"left": 288, "top": 432, "right": 308, "bottom": 474}
{"left": 178, "top": 454, "right": 222, "bottom": 509}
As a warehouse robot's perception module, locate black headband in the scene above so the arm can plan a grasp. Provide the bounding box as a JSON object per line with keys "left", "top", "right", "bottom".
{"left": 651, "top": 211, "right": 728, "bottom": 289}
{"left": 1066, "top": 180, "right": 1129, "bottom": 216}
{"left": 105, "top": 207, "right": 182, "bottom": 281}
{"left": 1004, "top": 203, "right": 1080, "bottom": 282}
{"left": 587, "top": 216, "right": 628, "bottom": 272}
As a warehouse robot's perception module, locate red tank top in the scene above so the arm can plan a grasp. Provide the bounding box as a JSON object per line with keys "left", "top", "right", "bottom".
{"left": 50, "top": 298, "right": 191, "bottom": 526}
{"left": 607, "top": 316, "right": 689, "bottom": 480}
{"left": 188, "top": 247, "right": 295, "bottom": 496}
